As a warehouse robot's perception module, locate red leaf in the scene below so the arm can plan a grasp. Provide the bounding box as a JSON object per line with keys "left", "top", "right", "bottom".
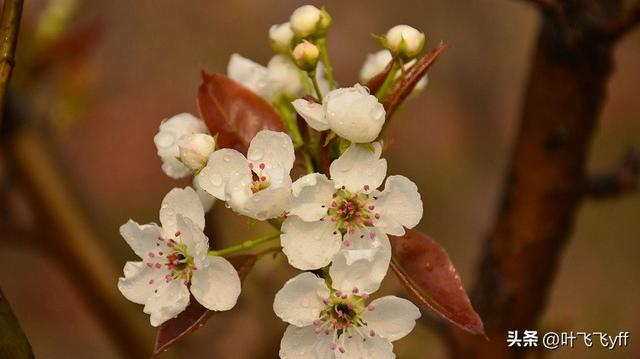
{"left": 383, "top": 42, "right": 448, "bottom": 119}
{"left": 390, "top": 229, "right": 485, "bottom": 336}
{"left": 364, "top": 56, "right": 396, "bottom": 94}
{"left": 197, "top": 71, "right": 285, "bottom": 151}
{"left": 152, "top": 255, "right": 257, "bottom": 357}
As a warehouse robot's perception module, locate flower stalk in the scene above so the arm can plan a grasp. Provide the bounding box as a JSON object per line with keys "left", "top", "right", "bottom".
{"left": 208, "top": 232, "right": 281, "bottom": 257}
{"left": 316, "top": 37, "right": 335, "bottom": 90}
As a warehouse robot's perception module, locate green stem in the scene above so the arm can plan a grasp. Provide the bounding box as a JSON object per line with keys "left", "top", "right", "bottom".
{"left": 208, "top": 232, "right": 280, "bottom": 257}
{"left": 317, "top": 37, "right": 335, "bottom": 90}
{"left": 375, "top": 61, "right": 400, "bottom": 100}
{"left": 309, "top": 70, "right": 323, "bottom": 102}
{"left": 275, "top": 100, "right": 304, "bottom": 146}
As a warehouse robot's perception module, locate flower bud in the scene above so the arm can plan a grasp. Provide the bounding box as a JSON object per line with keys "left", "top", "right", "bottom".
{"left": 383, "top": 25, "right": 425, "bottom": 59}
{"left": 178, "top": 133, "right": 216, "bottom": 171}
{"left": 154, "top": 113, "right": 208, "bottom": 178}
{"left": 289, "top": 5, "right": 331, "bottom": 38}
{"left": 292, "top": 40, "right": 320, "bottom": 71}
{"left": 269, "top": 22, "right": 294, "bottom": 53}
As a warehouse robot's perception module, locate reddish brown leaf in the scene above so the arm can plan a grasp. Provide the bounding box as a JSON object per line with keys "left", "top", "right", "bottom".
{"left": 383, "top": 42, "right": 448, "bottom": 119}
{"left": 390, "top": 229, "right": 485, "bottom": 336}
{"left": 152, "top": 255, "right": 257, "bottom": 357}
{"left": 197, "top": 71, "right": 285, "bottom": 151}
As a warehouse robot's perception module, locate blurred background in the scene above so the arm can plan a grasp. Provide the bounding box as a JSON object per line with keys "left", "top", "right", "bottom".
{"left": 0, "top": 0, "right": 638, "bottom": 358}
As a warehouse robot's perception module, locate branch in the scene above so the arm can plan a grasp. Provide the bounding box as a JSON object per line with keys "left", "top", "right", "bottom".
{"left": 609, "top": 0, "right": 640, "bottom": 39}
{"left": 0, "top": 287, "right": 34, "bottom": 358}
{"left": 585, "top": 147, "right": 640, "bottom": 199}
{"left": 0, "top": 0, "right": 23, "bottom": 127}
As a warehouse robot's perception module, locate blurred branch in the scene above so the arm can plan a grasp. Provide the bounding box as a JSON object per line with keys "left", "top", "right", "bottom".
{"left": 0, "top": 287, "right": 33, "bottom": 358}
{"left": 609, "top": 0, "right": 640, "bottom": 38}
{"left": 445, "top": 0, "right": 639, "bottom": 357}
{"left": 586, "top": 147, "right": 640, "bottom": 199}
{"left": 0, "top": 0, "right": 23, "bottom": 126}
{"left": 519, "top": 0, "right": 562, "bottom": 15}
{"left": 5, "top": 126, "right": 152, "bottom": 358}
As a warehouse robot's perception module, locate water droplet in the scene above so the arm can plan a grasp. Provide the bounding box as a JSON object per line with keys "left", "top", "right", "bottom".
{"left": 425, "top": 262, "right": 433, "bottom": 272}
{"left": 223, "top": 155, "right": 231, "bottom": 163}
{"left": 209, "top": 173, "right": 222, "bottom": 186}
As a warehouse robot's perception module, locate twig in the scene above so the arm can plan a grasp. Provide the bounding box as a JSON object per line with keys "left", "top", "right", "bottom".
{"left": 0, "top": 0, "right": 23, "bottom": 127}
{"left": 585, "top": 148, "right": 640, "bottom": 199}
{"left": 0, "top": 287, "right": 33, "bottom": 358}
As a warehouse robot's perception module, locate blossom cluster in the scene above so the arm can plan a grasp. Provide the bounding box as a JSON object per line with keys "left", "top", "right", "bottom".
{"left": 118, "top": 4, "right": 430, "bottom": 358}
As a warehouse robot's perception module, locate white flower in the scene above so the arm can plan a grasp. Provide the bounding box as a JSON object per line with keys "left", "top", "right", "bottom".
{"left": 292, "top": 40, "right": 320, "bottom": 71}
{"left": 384, "top": 25, "right": 425, "bottom": 59}
{"left": 281, "top": 142, "right": 423, "bottom": 270}
{"left": 359, "top": 50, "right": 428, "bottom": 93}
{"left": 270, "top": 22, "right": 295, "bottom": 52}
{"left": 117, "top": 187, "right": 241, "bottom": 326}
{"left": 290, "top": 5, "right": 331, "bottom": 38}
{"left": 292, "top": 84, "right": 385, "bottom": 144}
{"left": 178, "top": 133, "right": 216, "bottom": 171}
{"left": 228, "top": 53, "right": 303, "bottom": 101}
{"left": 273, "top": 249, "right": 421, "bottom": 358}
{"left": 154, "top": 113, "right": 209, "bottom": 179}
{"left": 197, "top": 130, "right": 295, "bottom": 221}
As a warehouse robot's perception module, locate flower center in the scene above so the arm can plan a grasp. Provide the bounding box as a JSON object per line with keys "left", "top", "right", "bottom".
{"left": 314, "top": 288, "right": 377, "bottom": 354}
{"left": 249, "top": 162, "right": 271, "bottom": 193}
{"left": 327, "top": 187, "right": 380, "bottom": 234}
{"left": 146, "top": 231, "right": 197, "bottom": 286}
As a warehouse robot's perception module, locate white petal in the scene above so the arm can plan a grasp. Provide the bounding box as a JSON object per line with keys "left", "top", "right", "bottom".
{"left": 289, "top": 173, "right": 334, "bottom": 221}
{"left": 227, "top": 53, "right": 274, "bottom": 99}
{"left": 281, "top": 217, "right": 342, "bottom": 270}
{"left": 197, "top": 149, "right": 250, "bottom": 200}
{"left": 267, "top": 55, "right": 303, "bottom": 98}
{"left": 336, "top": 328, "right": 394, "bottom": 359}
{"left": 330, "top": 229, "right": 391, "bottom": 295}
{"left": 325, "top": 84, "right": 385, "bottom": 143}
{"left": 159, "top": 187, "right": 205, "bottom": 238}
{"left": 117, "top": 261, "right": 167, "bottom": 305}
{"left": 175, "top": 215, "right": 209, "bottom": 268}
{"left": 330, "top": 143, "right": 387, "bottom": 193}
{"left": 273, "top": 272, "right": 329, "bottom": 327}
{"left": 363, "top": 296, "right": 421, "bottom": 342}
{"left": 190, "top": 256, "right": 241, "bottom": 311}
{"left": 373, "top": 176, "right": 423, "bottom": 236}
{"left": 192, "top": 177, "right": 216, "bottom": 212}
{"left": 292, "top": 99, "right": 329, "bottom": 131}
{"left": 248, "top": 130, "right": 295, "bottom": 176}
{"left": 154, "top": 113, "right": 208, "bottom": 179}
{"left": 119, "top": 220, "right": 163, "bottom": 259}
{"left": 143, "top": 279, "right": 190, "bottom": 327}
{"left": 242, "top": 184, "right": 292, "bottom": 220}
{"left": 359, "top": 50, "right": 392, "bottom": 84}
{"left": 279, "top": 325, "right": 334, "bottom": 359}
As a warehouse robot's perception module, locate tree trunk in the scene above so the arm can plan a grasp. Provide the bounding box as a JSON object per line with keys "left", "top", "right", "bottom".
{"left": 446, "top": 9, "right": 618, "bottom": 357}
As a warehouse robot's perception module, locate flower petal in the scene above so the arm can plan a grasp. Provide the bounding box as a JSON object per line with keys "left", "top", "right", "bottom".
{"left": 119, "top": 220, "right": 163, "bottom": 259}
{"left": 242, "top": 184, "right": 292, "bottom": 220}
{"left": 363, "top": 296, "right": 421, "bottom": 342}
{"left": 281, "top": 217, "right": 342, "bottom": 270}
{"left": 373, "top": 175, "right": 423, "bottom": 236}
{"left": 175, "top": 215, "right": 209, "bottom": 268}
{"left": 159, "top": 187, "right": 205, "bottom": 237}
{"left": 192, "top": 177, "right": 216, "bottom": 213}
{"left": 118, "top": 261, "right": 168, "bottom": 305}
{"left": 330, "top": 229, "right": 391, "bottom": 295}
{"left": 279, "top": 325, "right": 334, "bottom": 359}
{"left": 336, "top": 328, "right": 395, "bottom": 359}
{"left": 227, "top": 53, "right": 273, "bottom": 99}
{"left": 190, "top": 256, "right": 241, "bottom": 311}
{"left": 330, "top": 143, "right": 387, "bottom": 193}
{"left": 197, "top": 149, "right": 250, "bottom": 200}
{"left": 154, "top": 113, "right": 208, "bottom": 179}
{"left": 325, "top": 84, "right": 385, "bottom": 143}
{"left": 143, "top": 279, "right": 190, "bottom": 327}
{"left": 292, "top": 99, "right": 329, "bottom": 131}
{"left": 289, "top": 173, "right": 334, "bottom": 222}
{"left": 273, "top": 272, "right": 329, "bottom": 327}
{"left": 248, "top": 130, "right": 295, "bottom": 175}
